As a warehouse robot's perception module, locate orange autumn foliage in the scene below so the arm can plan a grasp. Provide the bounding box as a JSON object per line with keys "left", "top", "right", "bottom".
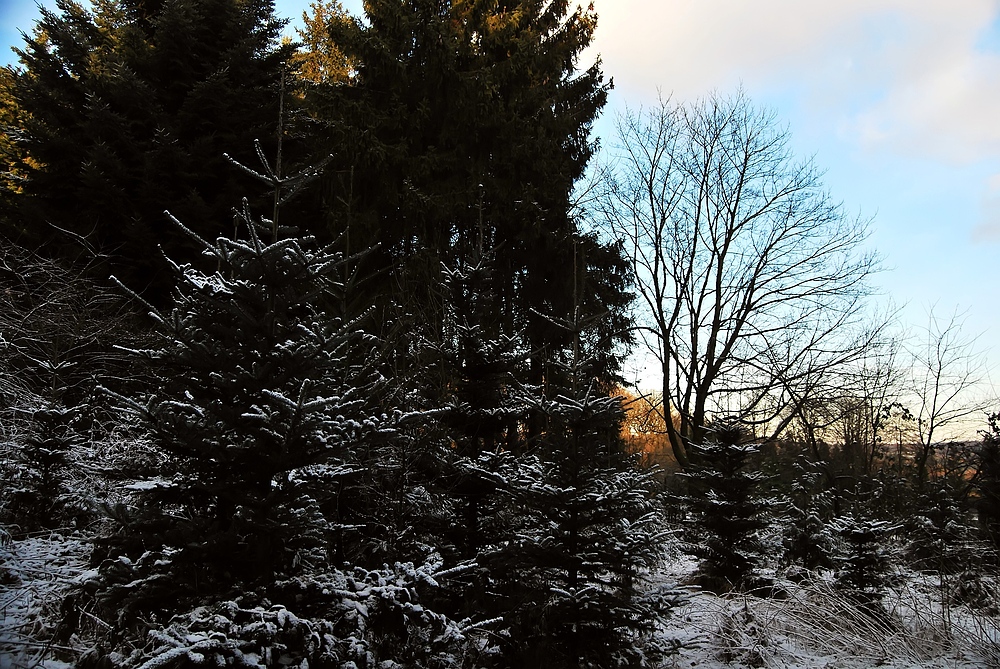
{"left": 613, "top": 387, "right": 680, "bottom": 474}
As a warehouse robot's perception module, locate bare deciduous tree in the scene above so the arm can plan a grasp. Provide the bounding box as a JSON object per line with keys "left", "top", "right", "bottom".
{"left": 597, "top": 91, "right": 884, "bottom": 468}
{"left": 909, "top": 307, "right": 993, "bottom": 483}
{"left": 830, "top": 333, "right": 907, "bottom": 474}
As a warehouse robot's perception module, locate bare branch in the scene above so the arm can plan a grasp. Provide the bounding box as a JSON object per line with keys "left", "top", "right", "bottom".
{"left": 596, "top": 90, "right": 885, "bottom": 467}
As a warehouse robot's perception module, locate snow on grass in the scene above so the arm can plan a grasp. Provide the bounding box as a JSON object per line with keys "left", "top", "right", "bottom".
{"left": 1, "top": 531, "right": 91, "bottom": 669}
{"left": 3, "top": 525, "right": 1000, "bottom": 669}
{"left": 647, "top": 556, "right": 999, "bottom": 669}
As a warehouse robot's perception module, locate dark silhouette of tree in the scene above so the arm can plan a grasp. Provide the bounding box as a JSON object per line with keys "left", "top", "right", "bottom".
{"left": 296, "top": 0, "right": 629, "bottom": 390}
{"left": 598, "top": 91, "right": 884, "bottom": 468}
{"left": 682, "top": 418, "right": 768, "bottom": 591}
{"left": 2, "top": 0, "right": 293, "bottom": 299}
{"left": 978, "top": 412, "right": 1000, "bottom": 550}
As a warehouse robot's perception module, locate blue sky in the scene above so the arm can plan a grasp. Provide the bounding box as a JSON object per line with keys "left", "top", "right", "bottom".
{"left": 2, "top": 0, "right": 998, "bottom": 408}
{"left": 585, "top": 1, "right": 1000, "bottom": 401}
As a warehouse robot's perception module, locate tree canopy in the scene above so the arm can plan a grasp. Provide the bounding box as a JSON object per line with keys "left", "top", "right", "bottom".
{"left": 296, "top": 0, "right": 629, "bottom": 389}
{"left": 1, "top": 0, "right": 293, "bottom": 298}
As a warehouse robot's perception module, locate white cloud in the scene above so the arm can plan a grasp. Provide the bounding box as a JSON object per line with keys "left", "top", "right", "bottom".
{"left": 591, "top": 0, "right": 1000, "bottom": 164}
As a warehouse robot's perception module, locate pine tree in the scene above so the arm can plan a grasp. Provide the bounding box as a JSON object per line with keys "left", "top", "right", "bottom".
{"left": 2, "top": 0, "right": 292, "bottom": 299}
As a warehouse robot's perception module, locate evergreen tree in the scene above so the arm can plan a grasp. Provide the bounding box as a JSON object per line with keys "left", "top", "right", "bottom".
{"left": 2, "top": 0, "right": 292, "bottom": 299}
{"left": 905, "top": 481, "right": 977, "bottom": 573}
{"left": 493, "top": 387, "right": 679, "bottom": 668}
{"left": 397, "top": 250, "right": 678, "bottom": 666}
{"left": 782, "top": 504, "right": 836, "bottom": 574}
{"left": 682, "top": 419, "right": 769, "bottom": 592}
{"left": 833, "top": 515, "right": 899, "bottom": 615}
{"left": 291, "top": 0, "right": 352, "bottom": 85}
{"left": 977, "top": 412, "right": 1000, "bottom": 553}
{"left": 0, "top": 68, "right": 26, "bottom": 209}
{"left": 93, "top": 197, "right": 382, "bottom": 617}
{"left": 296, "top": 0, "right": 630, "bottom": 388}
{"left": 411, "top": 257, "right": 529, "bottom": 561}
{"left": 0, "top": 240, "right": 143, "bottom": 531}
{"left": 476, "top": 291, "right": 680, "bottom": 668}
{"left": 76, "top": 147, "right": 501, "bottom": 667}
{"left": 9, "top": 404, "right": 83, "bottom": 529}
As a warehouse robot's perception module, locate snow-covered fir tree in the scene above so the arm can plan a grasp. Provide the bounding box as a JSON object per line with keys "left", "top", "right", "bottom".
{"left": 79, "top": 195, "right": 498, "bottom": 667}
{"left": 495, "top": 386, "right": 682, "bottom": 668}
{"left": 782, "top": 504, "right": 837, "bottom": 574}
{"left": 905, "top": 481, "right": 977, "bottom": 573}
{"left": 94, "top": 199, "right": 385, "bottom": 612}
{"left": 479, "top": 274, "right": 683, "bottom": 668}
{"left": 395, "top": 256, "right": 535, "bottom": 635}
{"left": 400, "top": 249, "right": 684, "bottom": 667}
{"left": 407, "top": 257, "right": 528, "bottom": 563}
{"left": 0, "top": 245, "right": 140, "bottom": 531}
{"left": 682, "top": 419, "right": 769, "bottom": 592}
{"left": 832, "top": 515, "right": 899, "bottom": 615}
{"left": 780, "top": 458, "right": 838, "bottom": 575}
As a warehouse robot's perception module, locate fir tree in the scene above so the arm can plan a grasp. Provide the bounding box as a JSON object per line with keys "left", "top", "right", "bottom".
{"left": 479, "top": 286, "right": 680, "bottom": 668}
{"left": 78, "top": 145, "right": 500, "bottom": 668}
{"left": 2, "top": 0, "right": 292, "bottom": 299}
{"left": 383, "top": 255, "right": 530, "bottom": 634}
{"left": 412, "top": 257, "right": 528, "bottom": 555}
{"left": 782, "top": 505, "right": 836, "bottom": 574}
{"left": 0, "top": 240, "right": 142, "bottom": 531}
{"left": 682, "top": 419, "right": 769, "bottom": 592}
{"left": 495, "top": 388, "right": 679, "bottom": 668}
{"left": 93, "top": 196, "right": 382, "bottom": 618}
{"left": 833, "top": 515, "right": 899, "bottom": 615}
{"left": 978, "top": 412, "right": 1000, "bottom": 553}
{"left": 296, "top": 0, "right": 630, "bottom": 388}
{"left": 397, "top": 249, "right": 678, "bottom": 667}
{"left": 905, "top": 481, "right": 977, "bottom": 573}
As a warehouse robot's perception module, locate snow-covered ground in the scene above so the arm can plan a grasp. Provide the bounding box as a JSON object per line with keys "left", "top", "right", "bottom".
{"left": 649, "top": 555, "right": 1000, "bottom": 668}
{"left": 3, "top": 531, "right": 999, "bottom": 668}
{"left": 1, "top": 531, "right": 93, "bottom": 669}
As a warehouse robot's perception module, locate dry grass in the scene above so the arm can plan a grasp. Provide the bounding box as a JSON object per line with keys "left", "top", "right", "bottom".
{"left": 760, "top": 579, "right": 955, "bottom": 665}
{"left": 658, "top": 570, "right": 999, "bottom": 668}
